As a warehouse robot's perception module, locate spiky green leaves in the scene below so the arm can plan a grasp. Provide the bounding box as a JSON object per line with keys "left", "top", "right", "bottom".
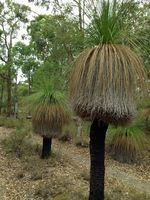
{"left": 87, "top": 0, "right": 140, "bottom": 45}
{"left": 32, "top": 86, "right": 70, "bottom": 138}
{"left": 70, "top": 44, "right": 147, "bottom": 125}
{"left": 91, "top": 0, "right": 122, "bottom": 44}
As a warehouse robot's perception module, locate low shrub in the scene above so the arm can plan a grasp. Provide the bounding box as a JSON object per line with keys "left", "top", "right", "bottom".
{"left": 74, "top": 135, "right": 89, "bottom": 148}
{"left": 0, "top": 116, "right": 21, "bottom": 128}
{"left": 58, "top": 130, "right": 72, "bottom": 142}
{"left": 145, "top": 107, "right": 150, "bottom": 133}
{"left": 107, "top": 117, "right": 147, "bottom": 163}
{"left": 105, "top": 188, "right": 150, "bottom": 200}
{"left": 1, "top": 124, "right": 34, "bottom": 158}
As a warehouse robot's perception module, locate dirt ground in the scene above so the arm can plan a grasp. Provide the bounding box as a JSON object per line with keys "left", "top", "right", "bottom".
{"left": 0, "top": 127, "right": 149, "bottom": 200}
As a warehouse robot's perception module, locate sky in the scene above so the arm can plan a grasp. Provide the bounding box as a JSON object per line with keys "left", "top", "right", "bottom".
{"left": 14, "top": 0, "right": 49, "bottom": 15}
{"left": 13, "top": 0, "right": 50, "bottom": 44}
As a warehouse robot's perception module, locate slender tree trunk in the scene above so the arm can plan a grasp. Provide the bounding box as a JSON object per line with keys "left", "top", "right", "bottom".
{"left": 7, "top": 67, "right": 12, "bottom": 117}
{"left": 89, "top": 119, "right": 108, "bottom": 200}
{"left": 26, "top": 73, "right": 32, "bottom": 118}
{"left": 14, "top": 76, "right": 19, "bottom": 118}
{"left": 0, "top": 81, "right": 4, "bottom": 114}
{"left": 41, "top": 136, "right": 52, "bottom": 159}
{"left": 28, "top": 71, "right": 32, "bottom": 95}
{"left": 7, "top": 46, "right": 13, "bottom": 117}
{"left": 78, "top": 0, "right": 83, "bottom": 30}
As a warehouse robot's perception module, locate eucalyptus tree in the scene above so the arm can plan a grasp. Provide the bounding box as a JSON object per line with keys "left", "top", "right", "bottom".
{"left": 70, "top": 0, "right": 147, "bottom": 199}
{"left": 13, "top": 42, "right": 40, "bottom": 95}
{"left": 0, "top": 0, "right": 30, "bottom": 116}
{"left": 0, "top": 64, "right": 6, "bottom": 114}
{"left": 31, "top": 83, "right": 70, "bottom": 158}
{"left": 28, "top": 14, "right": 84, "bottom": 90}
{"left": 136, "top": 3, "right": 150, "bottom": 78}
{"left": 28, "top": 14, "right": 84, "bottom": 62}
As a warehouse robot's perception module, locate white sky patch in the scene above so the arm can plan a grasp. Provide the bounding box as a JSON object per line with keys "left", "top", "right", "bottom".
{"left": 14, "top": 0, "right": 50, "bottom": 15}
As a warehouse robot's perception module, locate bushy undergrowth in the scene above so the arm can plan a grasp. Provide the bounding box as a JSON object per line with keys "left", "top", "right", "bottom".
{"left": 60, "top": 120, "right": 90, "bottom": 147}
{"left": 1, "top": 121, "right": 36, "bottom": 158}
{"left": 0, "top": 116, "right": 21, "bottom": 128}
{"left": 105, "top": 188, "right": 149, "bottom": 200}
{"left": 137, "top": 97, "right": 150, "bottom": 110}
{"left": 107, "top": 116, "right": 148, "bottom": 163}
{"left": 145, "top": 107, "right": 150, "bottom": 133}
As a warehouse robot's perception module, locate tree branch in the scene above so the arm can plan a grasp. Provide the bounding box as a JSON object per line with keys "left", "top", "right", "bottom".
{"left": 0, "top": 55, "right": 7, "bottom": 63}
{"left": 1, "top": 21, "right": 9, "bottom": 50}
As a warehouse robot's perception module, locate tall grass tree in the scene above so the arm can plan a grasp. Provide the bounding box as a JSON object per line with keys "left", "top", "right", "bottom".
{"left": 31, "top": 84, "right": 69, "bottom": 159}
{"left": 70, "top": 0, "right": 147, "bottom": 199}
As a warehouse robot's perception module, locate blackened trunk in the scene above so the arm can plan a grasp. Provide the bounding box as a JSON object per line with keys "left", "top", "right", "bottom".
{"left": 41, "top": 137, "right": 52, "bottom": 159}
{"left": 89, "top": 119, "right": 108, "bottom": 200}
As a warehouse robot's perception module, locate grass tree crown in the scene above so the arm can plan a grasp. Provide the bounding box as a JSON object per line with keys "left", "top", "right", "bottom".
{"left": 32, "top": 86, "right": 70, "bottom": 138}
{"left": 70, "top": 0, "right": 147, "bottom": 125}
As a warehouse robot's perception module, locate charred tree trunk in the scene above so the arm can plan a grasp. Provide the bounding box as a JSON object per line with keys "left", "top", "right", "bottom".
{"left": 89, "top": 119, "right": 108, "bottom": 200}
{"left": 41, "top": 136, "right": 52, "bottom": 159}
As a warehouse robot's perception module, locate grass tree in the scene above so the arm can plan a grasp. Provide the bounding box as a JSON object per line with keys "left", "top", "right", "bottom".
{"left": 108, "top": 117, "right": 147, "bottom": 163}
{"left": 70, "top": 0, "right": 147, "bottom": 199}
{"left": 32, "top": 84, "right": 69, "bottom": 159}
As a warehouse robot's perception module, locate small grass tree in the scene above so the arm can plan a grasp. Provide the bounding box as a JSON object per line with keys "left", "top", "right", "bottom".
{"left": 70, "top": 0, "right": 147, "bottom": 199}
{"left": 108, "top": 118, "right": 147, "bottom": 163}
{"left": 31, "top": 84, "right": 69, "bottom": 159}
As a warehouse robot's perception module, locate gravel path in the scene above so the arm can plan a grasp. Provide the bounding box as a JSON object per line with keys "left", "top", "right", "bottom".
{"left": 54, "top": 139, "right": 150, "bottom": 195}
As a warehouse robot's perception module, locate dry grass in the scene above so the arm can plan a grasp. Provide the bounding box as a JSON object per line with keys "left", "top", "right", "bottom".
{"left": 70, "top": 44, "right": 147, "bottom": 125}
{"left": 1, "top": 127, "right": 36, "bottom": 158}
{"left": 0, "top": 126, "right": 149, "bottom": 199}
{"left": 32, "top": 104, "right": 70, "bottom": 138}
{"left": 145, "top": 108, "right": 150, "bottom": 134}
{"left": 0, "top": 116, "right": 21, "bottom": 128}
{"left": 107, "top": 124, "right": 147, "bottom": 163}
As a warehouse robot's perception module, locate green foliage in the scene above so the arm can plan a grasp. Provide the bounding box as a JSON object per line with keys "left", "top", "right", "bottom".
{"left": 145, "top": 107, "right": 150, "bottom": 133}
{"left": 0, "top": 116, "right": 20, "bottom": 128}
{"left": 105, "top": 188, "right": 150, "bottom": 200}
{"left": 13, "top": 41, "right": 39, "bottom": 80}
{"left": 88, "top": 0, "right": 125, "bottom": 44}
{"left": 28, "top": 14, "right": 83, "bottom": 60}
{"left": 107, "top": 117, "right": 147, "bottom": 163}
{"left": 0, "top": 0, "right": 31, "bottom": 116}
{"left": 137, "top": 97, "right": 150, "bottom": 110}
{"left": 17, "top": 83, "right": 29, "bottom": 97}
{"left": 86, "top": 0, "right": 147, "bottom": 48}
{"left": 1, "top": 122, "right": 33, "bottom": 157}
{"left": 28, "top": 14, "right": 84, "bottom": 91}
{"left": 30, "top": 81, "right": 68, "bottom": 107}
